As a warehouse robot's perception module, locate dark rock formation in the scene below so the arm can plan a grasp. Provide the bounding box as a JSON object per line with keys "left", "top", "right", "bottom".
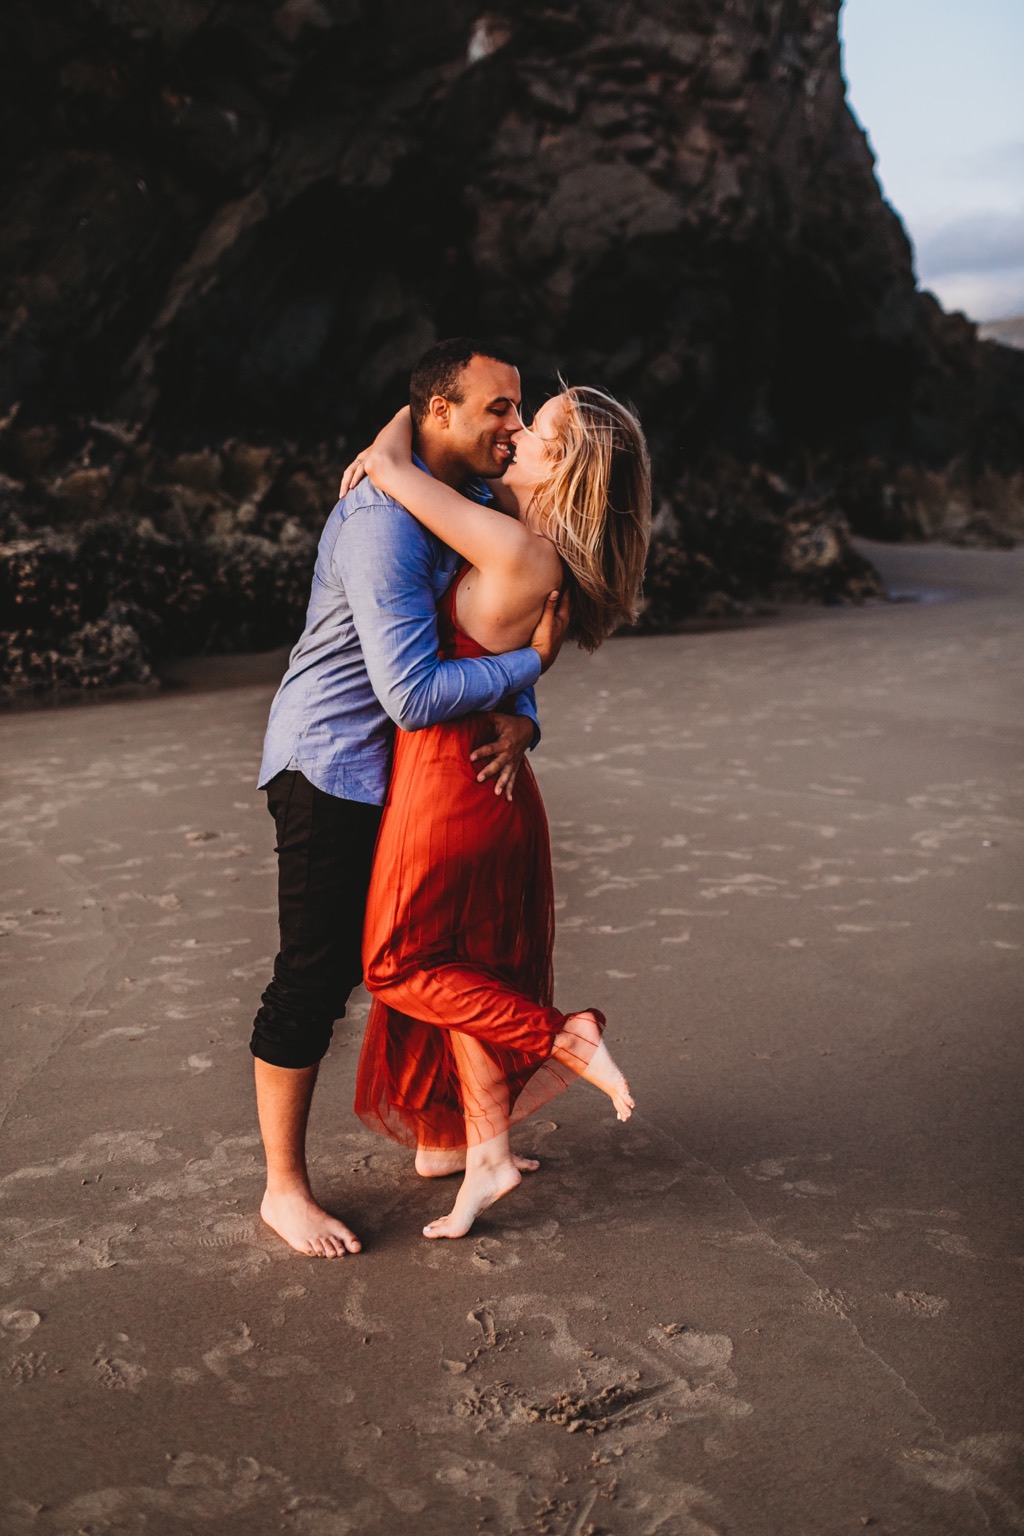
{"left": 1, "top": 0, "right": 1021, "bottom": 694}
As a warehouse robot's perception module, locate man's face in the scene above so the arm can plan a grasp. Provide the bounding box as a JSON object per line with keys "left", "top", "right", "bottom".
{"left": 434, "top": 355, "right": 522, "bottom": 479}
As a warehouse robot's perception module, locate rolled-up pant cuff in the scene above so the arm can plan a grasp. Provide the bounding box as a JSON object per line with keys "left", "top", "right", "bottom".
{"left": 249, "top": 1027, "right": 334, "bottom": 1070}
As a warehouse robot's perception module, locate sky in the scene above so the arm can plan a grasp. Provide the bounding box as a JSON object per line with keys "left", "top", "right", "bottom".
{"left": 839, "top": 0, "right": 1024, "bottom": 320}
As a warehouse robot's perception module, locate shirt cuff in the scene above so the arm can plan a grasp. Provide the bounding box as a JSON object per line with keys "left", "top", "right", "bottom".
{"left": 505, "top": 648, "right": 541, "bottom": 692}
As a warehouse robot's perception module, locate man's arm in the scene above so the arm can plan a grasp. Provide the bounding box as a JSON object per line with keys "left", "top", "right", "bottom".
{"left": 337, "top": 501, "right": 542, "bottom": 730}
{"left": 509, "top": 684, "right": 540, "bottom": 745}
{"left": 470, "top": 711, "right": 535, "bottom": 801}
{"left": 507, "top": 583, "right": 571, "bottom": 744}
{"left": 468, "top": 584, "right": 572, "bottom": 796}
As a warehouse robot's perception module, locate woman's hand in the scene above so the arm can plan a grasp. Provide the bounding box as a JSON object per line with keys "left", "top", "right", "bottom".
{"left": 339, "top": 407, "right": 414, "bottom": 498}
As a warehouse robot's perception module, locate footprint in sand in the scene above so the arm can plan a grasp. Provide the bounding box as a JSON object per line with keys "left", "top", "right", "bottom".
{"left": 93, "top": 1354, "right": 147, "bottom": 1391}
{"left": 5, "top": 1351, "right": 52, "bottom": 1384}
{"left": 925, "top": 1229, "right": 979, "bottom": 1260}
{"left": 888, "top": 1291, "right": 950, "bottom": 1317}
{"left": 903, "top": 1431, "right": 1024, "bottom": 1526}
{"left": 0, "top": 1307, "right": 41, "bottom": 1342}
{"left": 202, "top": 1322, "right": 254, "bottom": 1379}
{"left": 471, "top": 1237, "right": 522, "bottom": 1272}
{"left": 443, "top": 1293, "right": 748, "bottom": 1453}
{"left": 197, "top": 1215, "right": 260, "bottom": 1248}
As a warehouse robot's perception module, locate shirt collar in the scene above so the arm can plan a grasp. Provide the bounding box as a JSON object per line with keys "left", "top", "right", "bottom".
{"left": 411, "top": 452, "right": 494, "bottom": 506}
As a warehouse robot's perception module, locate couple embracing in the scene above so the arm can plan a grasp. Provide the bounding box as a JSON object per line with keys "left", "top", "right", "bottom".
{"left": 251, "top": 338, "right": 651, "bottom": 1256}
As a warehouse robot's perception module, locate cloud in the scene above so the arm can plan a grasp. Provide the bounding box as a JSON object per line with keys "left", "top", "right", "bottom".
{"left": 926, "top": 265, "right": 1024, "bottom": 323}
{"left": 964, "top": 139, "right": 1024, "bottom": 179}
{"left": 915, "top": 208, "right": 1024, "bottom": 279}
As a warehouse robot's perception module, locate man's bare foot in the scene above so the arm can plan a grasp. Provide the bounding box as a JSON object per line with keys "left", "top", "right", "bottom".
{"left": 556, "top": 1011, "right": 635, "bottom": 1121}
{"left": 260, "top": 1186, "right": 361, "bottom": 1257}
{"left": 422, "top": 1158, "right": 522, "bottom": 1239}
{"left": 414, "top": 1147, "right": 540, "bottom": 1178}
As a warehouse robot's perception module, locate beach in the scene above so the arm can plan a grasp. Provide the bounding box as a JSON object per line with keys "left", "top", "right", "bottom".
{"left": 1, "top": 537, "right": 1022, "bottom": 1534}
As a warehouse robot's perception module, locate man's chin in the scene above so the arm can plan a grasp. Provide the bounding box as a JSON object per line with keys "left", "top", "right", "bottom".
{"left": 478, "top": 460, "right": 511, "bottom": 481}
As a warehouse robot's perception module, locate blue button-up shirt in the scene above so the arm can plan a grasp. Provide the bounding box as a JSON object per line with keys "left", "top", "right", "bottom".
{"left": 258, "top": 469, "right": 541, "bottom": 806}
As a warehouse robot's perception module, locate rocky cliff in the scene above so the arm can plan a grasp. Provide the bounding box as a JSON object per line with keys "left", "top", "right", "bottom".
{"left": 2, "top": 0, "right": 1022, "bottom": 695}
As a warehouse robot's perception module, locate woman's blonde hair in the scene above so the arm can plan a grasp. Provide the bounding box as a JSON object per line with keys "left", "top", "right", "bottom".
{"left": 532, "top": 384, "right": 652, "bottom": 652}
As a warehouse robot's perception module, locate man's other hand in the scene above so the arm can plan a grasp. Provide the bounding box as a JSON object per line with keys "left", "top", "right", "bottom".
{"left": 470, "top": 713, "right": 535, "bottom": 801}
{"left": 529, "top": 588, "right": 570, "bottom": 675}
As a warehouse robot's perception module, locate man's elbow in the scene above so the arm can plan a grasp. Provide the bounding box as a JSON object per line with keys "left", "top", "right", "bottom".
{"left": 387, "top": 694, "right": 435, "bottom": 732}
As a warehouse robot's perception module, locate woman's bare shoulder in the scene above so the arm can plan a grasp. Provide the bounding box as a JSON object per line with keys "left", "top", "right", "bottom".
{"left": 518, "top": 531, "right": 565, "bottom": 589}
{"left": 458, "top": 539, "right": 565, "bottom": 649}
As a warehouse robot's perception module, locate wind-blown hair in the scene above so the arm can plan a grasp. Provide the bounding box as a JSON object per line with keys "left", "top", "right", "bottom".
{"left": 533, "top": 385, "right": 652, "bottom": 652}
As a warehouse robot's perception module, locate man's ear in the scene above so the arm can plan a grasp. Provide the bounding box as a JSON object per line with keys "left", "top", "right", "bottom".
{"left": 428, "top": 395, "right": 450, "bottom": 429}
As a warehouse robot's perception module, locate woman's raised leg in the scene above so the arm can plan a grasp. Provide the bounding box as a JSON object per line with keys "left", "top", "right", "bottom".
{"left": 551, "top": 1010, "right": 634, "bottom": 1121}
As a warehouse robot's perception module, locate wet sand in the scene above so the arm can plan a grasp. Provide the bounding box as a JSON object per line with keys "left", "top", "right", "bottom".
{"left": 1, "top": 539, "right": 1022, "bottom": 1535}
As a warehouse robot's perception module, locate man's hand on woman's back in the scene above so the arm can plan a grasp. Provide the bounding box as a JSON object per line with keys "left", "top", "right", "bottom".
{"left": 529, "top": 589, "right": 571, "bottom": 674}
{"left": 470, "top": 713, "right": 535, "bottom": 801}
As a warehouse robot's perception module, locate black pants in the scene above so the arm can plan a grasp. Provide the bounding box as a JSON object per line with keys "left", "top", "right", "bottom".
{"left": 250, "top": 770, "right": 383, "bottom": 1069}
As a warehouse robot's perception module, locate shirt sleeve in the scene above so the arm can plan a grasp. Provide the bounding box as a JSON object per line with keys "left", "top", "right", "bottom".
{"left": 335, "top": 500, "right": 542, "bottom": 731}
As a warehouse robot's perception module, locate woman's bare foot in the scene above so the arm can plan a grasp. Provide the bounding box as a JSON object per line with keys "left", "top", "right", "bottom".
{"left": 555, "top": 1011, "right": 635, "bottom": 1121}
{"left": 423, "top": 1155, "right": 522, "bottom": 1239}
{"left": 414, "top": 1147, "right": 540, "bottom": 1178}
{"left": 582, "top": 1038, "right": 635, "bottom": 1120}
{"left": 260, "top": 1183, "right": 361, "bottom": 1258}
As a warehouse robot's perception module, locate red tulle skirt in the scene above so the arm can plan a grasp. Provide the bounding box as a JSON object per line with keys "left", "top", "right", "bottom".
{"left": 355, "top": 580, "right": 587, "bottom": 1150}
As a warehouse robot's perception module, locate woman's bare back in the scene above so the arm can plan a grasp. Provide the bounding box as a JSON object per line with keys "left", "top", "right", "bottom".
{"left": 453, "top": 540, "right": 565, "bottom": 656}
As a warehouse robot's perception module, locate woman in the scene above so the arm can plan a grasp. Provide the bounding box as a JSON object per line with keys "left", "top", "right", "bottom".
{"left": 343, "top": 384, "right": 651, "bottom": 1239}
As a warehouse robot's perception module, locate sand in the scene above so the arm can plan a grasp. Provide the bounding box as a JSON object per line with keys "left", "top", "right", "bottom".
{"left": 1, "top": 538, "right": 1022, "bottom": 1535}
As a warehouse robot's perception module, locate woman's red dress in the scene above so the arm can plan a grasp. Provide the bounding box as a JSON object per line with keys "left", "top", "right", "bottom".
{"left": 355, "top": 568, "right": 588, "bottom": 1150}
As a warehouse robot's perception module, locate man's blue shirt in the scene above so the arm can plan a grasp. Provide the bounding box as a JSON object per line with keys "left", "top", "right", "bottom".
{"left": 258, "top": 470, "right": 541, "bottom": 806}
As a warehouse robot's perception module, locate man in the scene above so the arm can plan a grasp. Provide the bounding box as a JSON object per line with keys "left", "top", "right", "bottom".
{"left": 252, "top": 338, "right": 567, "bottom": 1257}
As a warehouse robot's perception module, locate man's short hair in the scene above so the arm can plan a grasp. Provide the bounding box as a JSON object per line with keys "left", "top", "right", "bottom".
{"left": 409, "top": 337, "right": 519, "bottom": 426}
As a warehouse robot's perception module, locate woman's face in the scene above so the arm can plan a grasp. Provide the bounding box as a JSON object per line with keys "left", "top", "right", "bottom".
{"left": 505, "top": 394, "right": 567, "bottom": 516}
